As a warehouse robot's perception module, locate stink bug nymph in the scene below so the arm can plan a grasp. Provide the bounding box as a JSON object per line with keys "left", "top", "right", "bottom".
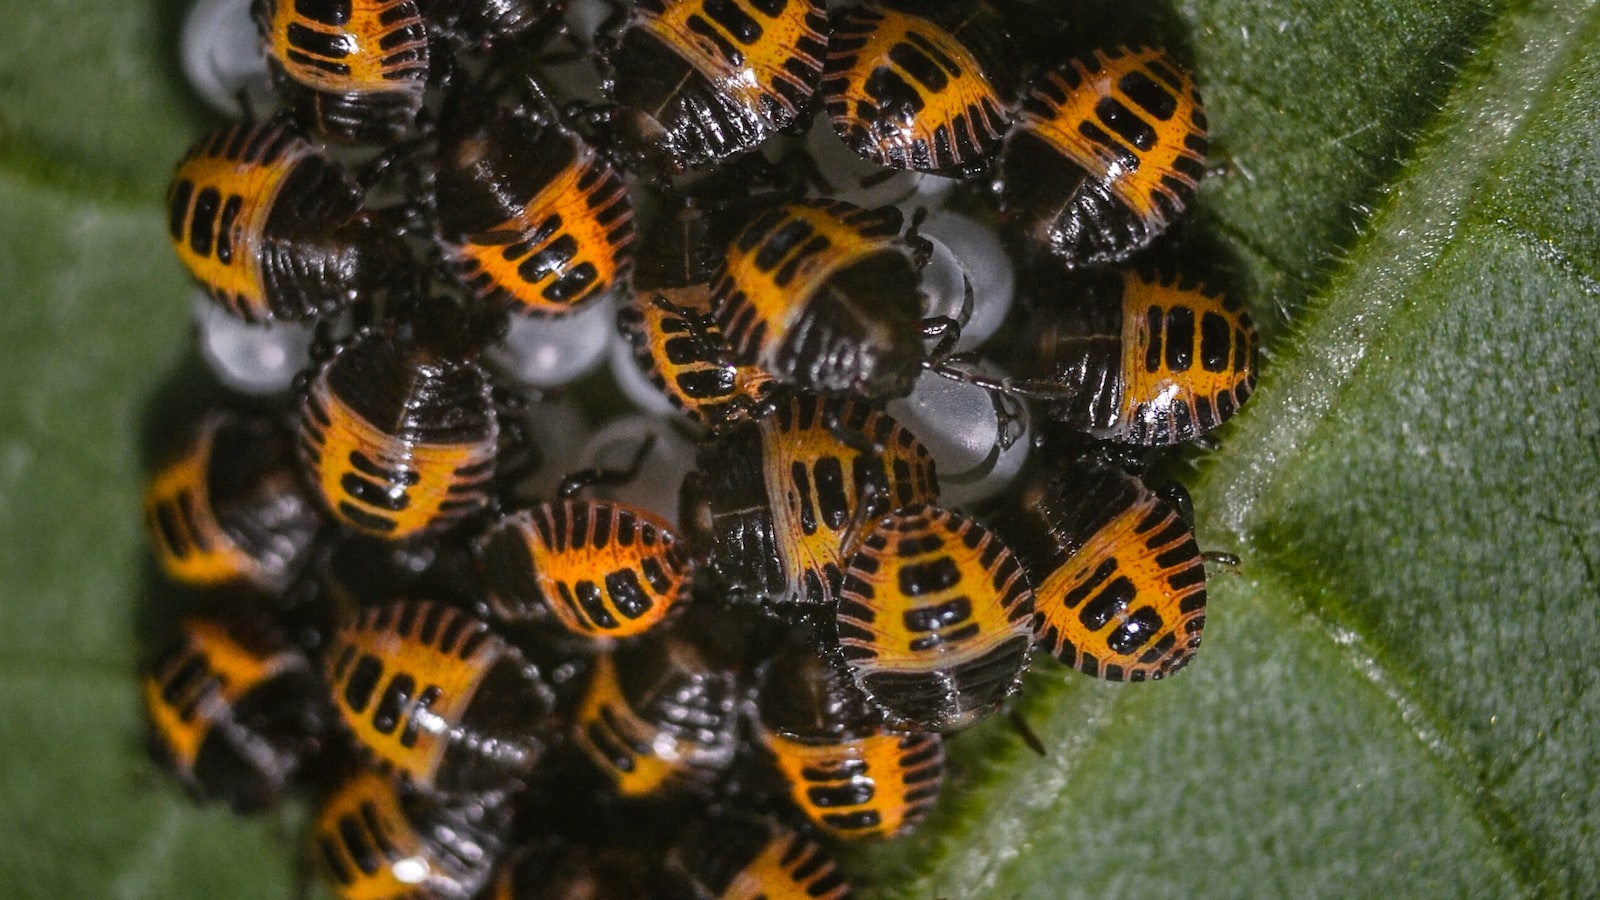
{"left": 822, "top": 0, "right": 1020, "bottom": 177}
{"left": 142, "top": 604, "right": 328, "bottom": 812}
{"left": 1006, "top": 458, "right": 1209, "bottom": 681}
{"left": 143, "top": 411, "right": 321, "bottom": 593}
{"left": 1019, "top": 265, "right": 1258, "bottom": 446}
{"left": 618, "top": 290, "right": 776, "bottom": 431}
{"left": 667, "top": 813, "right": 855, "bottom": 900}
{"left": 836, "top": 504, "right": 1035, "bottom": 731}
{"left": 478, "top": 442, "right": 694, "bottom": 642}
{"left": 311, "top": 767, "right": 509, "bottom": 899}
{"left": 710, "top": 199, "right": 933, "bottom": 399}
{"left": 253, "top": 0, "right": 432, "bottom": 143}
{"left": 618, "top": 200, "right": 775, "bottom": 430}
{"left": 999, "top": 45, "right": 1207, "bottom": 267}
{"left": 324, "top": 599, "right": 557, "bottom": 794}
{"left": 572, "top": 617, "right": 747, "bottom": 797}
{"left": 681, "top": 392, "right": 940, "bottom": 606}
{"left": 598, "top": 0, "right": 830, "bottom": 173}
{"left": 296, "top": 305, "right": 503, "bottom": 539}
{"left": 756, "top": 639, "right": 944, "bottom": 840}
{"left": 167, "top": 122, "right": 404, "bottom": 323}
{"left": 434, "top": 102, "right": 636, "bottom": 317}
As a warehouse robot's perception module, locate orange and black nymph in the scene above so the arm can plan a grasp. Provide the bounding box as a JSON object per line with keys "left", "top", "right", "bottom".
{"left": 618, "top": 197, "right": 775, "bottom": 429}
{"left": 1006, "top": 458, "right": 1208, "bottom": 681}
{"left": 756, "top": 640, "right": 944, "bottom": 840}
{"left": 167, "top": 123, "right": 399, "bottom": 323}
{"left": 836, "top": 504, "right": 1034, "bottom": 731}
{"left": 710, "top": 199, "right": 928, "bottom": 398}
{"left": 435, "top": 106, "right": 636, "bottom": 317}
{"left": 478, "top": 493, "right": 693, "bottom": 642}
{"left": 296, "top": 319, "right": 500, "bottom": 539}
{"left": 681, "top": 392, "right": 940, "bottom": 606}
{"left": 323, "top": 599, "right": 556, "bottom": 793}
{"left": 254, "top": 0, "right": 432, "bottom": 143}
{"left": 1019, "top": 265, "right": 1257, "bottom": 446}
{"left": 999, "top": 45, "right": 1207, "bottom": 267}
{"left": 311, "top": 767, "right": 507, "bottom": 899}
{"left": 668, "top": 813, "right": 855, "bottom": 900}
{"left": 572, "top": 625, "right": 744, "bottom": 797}
{"left": 822, "top": 0, "right": 1020, "bottom": 176}
{"left": 143, "top": 411, "right": 321, "bottom": 593}
{"left": 142, "top": 606, "right": 327, "bottom": 812}
{"left": 618, "top": 290, "right": 775, "bottom": 430}
{"left": 602, "top": 0, "right": 830, "bottom": 172}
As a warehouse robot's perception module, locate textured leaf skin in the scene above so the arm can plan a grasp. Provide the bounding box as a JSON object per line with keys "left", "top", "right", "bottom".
{"left": 1, "top": 0, "right": 1597, "bottom": 898}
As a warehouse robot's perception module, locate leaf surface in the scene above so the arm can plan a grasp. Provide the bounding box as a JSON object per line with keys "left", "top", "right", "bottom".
{"left": 1, "top": 0, "right": 1595, "bottom": 897}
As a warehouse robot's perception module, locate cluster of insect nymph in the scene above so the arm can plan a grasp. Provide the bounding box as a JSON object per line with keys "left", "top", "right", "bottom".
{"left": 141, "top": 0, "right": 1260, "bottom": 895}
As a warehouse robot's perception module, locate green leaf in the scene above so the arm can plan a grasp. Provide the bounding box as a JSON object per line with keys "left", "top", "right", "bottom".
{"left": 1, "top": 0, "right": 1595, "bottom": 897}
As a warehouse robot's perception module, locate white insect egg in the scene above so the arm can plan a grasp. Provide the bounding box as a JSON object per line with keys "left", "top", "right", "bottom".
{"left": 889, "top": 362, "right": 1031, "bottom": 508}
{"left": 192, "top": 291, "right": 313, "bottom": 396}
{"left": 180, "top": 0, "right": 272, "bottom": 118}
{"left": 565, "top": 0, "right": 614, "bottom": 46}
{"left": 532, "top": 0, "right": 611, "bottom": 106}
{"left": 492, "top": 298, "right": 615, "bottom": 389}
{"left": 803, "top": 119, "right": 960, "bottom": 210}
{"left": 916, "top": 211, "right": 1015, "bottom": 352}
{"left": 575, "top": 414, "right": 698, "bottom": 526}
{"left": 507, "top": 396, "right": 592, "bottom": 501}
